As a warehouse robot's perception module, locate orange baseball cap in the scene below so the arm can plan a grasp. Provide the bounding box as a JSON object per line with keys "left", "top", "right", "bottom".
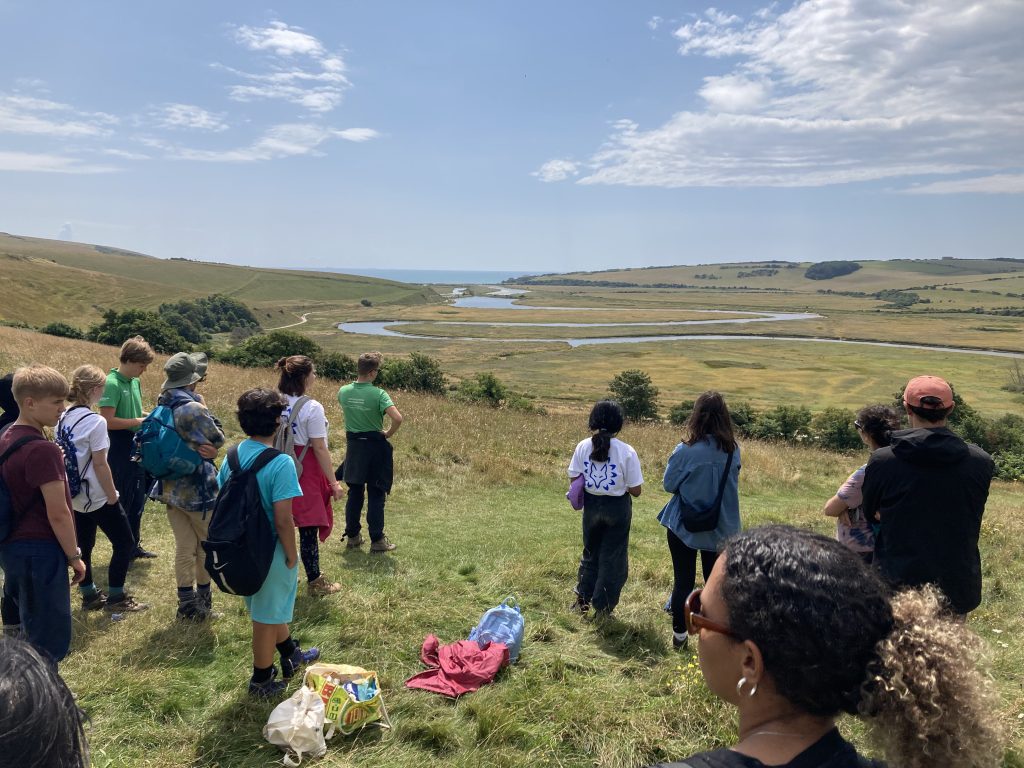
{"left": 903, "top": 375, "right": 954, "bottom": 410}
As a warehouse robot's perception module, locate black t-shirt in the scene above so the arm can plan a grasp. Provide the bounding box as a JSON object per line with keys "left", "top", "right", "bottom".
{"left": 650, "top": 728, "right": 885, "bottom": 768}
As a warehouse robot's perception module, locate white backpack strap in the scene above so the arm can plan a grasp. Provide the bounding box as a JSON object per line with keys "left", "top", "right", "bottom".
{"left": 290, "top": 397, "right": 313, "bottom": 463}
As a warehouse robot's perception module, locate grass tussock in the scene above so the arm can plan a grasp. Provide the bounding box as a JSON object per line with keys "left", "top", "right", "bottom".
{"left": 1, "top": 326, "right": 1022, "bottom": 766}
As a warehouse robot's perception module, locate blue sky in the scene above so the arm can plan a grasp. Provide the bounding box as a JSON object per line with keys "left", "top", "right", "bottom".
{"left": 0, "top": 1, "right": 1021, "bottom": 272}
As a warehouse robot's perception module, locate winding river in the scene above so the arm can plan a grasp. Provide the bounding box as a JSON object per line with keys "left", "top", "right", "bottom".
{"left": 338, "top": 295, "right": 1024, "bottom": 359}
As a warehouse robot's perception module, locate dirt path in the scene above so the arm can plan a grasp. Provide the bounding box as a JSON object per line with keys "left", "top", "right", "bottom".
{"left": 266, "top": 312, "right": 310, "bottom": 330}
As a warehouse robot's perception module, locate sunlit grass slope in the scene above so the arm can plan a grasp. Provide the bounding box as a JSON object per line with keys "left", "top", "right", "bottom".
{"left": 1, "top": 327, "right": 1021, "bottom": 767}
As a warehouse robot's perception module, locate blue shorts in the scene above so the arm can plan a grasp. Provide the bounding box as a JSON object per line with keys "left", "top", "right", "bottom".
{"left": 244, "top": 542, "right": 298, "bottom": 625}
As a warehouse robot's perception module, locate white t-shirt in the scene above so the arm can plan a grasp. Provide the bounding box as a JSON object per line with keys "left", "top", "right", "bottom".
{"left": 57, "top": 406, "right": 111, "bottom": 512}
{"left": 282, "top": 394, "right": 328, "bottom": 447}
{"left": 567, "top": 436, "right": 643, "bottom": 497}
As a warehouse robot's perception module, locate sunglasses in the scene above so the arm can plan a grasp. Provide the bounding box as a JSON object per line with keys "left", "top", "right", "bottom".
{"left": 853, "top": 420, "right": 864, "bottom": 430}
{"left": 684, "top": 588, "right": 743, "bottom": 641}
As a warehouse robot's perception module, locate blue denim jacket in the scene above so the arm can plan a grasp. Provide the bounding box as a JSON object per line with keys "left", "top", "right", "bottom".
{"left": 657, "top": 437, "right": 741, "bottom": 551}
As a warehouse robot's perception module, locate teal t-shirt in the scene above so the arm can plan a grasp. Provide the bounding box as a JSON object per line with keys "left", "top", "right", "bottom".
{"left": 98, "top": 368, "right": 143, "bottom": 431}
{"left": 217, "top": 440, "right": 302, "bottom": 530}
{"left": 337, "top": 382, "right": 394, "bottom": 433}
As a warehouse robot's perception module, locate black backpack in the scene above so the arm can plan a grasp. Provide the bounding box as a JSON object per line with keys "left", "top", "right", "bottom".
{"left": 202, "top": 445, "right": 282, "bottom": 597}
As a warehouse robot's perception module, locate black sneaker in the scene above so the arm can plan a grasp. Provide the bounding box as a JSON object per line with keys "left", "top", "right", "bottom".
{"left": 672, "top": 632, "right": 688, "bottom": 650}
{"left": 249, "top": 667, "right": 287, "bottom": 699}
{"left": 81, "top": 591, "right": 107, "bottom": 611}
{"left": 281, "top": 645, "right": 321, "bottom": 680}
{"left": 570, "top": 594, "right": 591, "bottom": 614}
{"left": 132, "top": 547, "right": 158, "bottom": 560}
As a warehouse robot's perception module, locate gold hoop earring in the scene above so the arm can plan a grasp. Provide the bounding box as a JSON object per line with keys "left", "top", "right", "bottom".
{"left": 736, "top": 676, "right": 758, "bottom": 697}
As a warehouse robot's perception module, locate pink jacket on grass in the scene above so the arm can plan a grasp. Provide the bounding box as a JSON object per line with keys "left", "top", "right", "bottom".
{"left": 404, "top": 634, "right": 509, "bottom": 698}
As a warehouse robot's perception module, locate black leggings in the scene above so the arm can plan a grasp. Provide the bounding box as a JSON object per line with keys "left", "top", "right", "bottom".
{"left": 299, "top": 526, "right": 321, "bottom": 583}
{"left": 667, "top": 528, "right": 719, "bottom": 634}
{"left": 75, "top": 502, "right": 136, "bottom": 589}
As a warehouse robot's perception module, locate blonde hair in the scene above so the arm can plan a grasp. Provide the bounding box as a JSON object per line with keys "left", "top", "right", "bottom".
{"left": 67, "top": 365, "right": 107, "bottom": 406}
{"left": 119, "top": 336, "right": 155, "bottom": 364}
{"left": 357, "top": 351, "right": 382, "bottom": 376}
{"left": 11, "top": 365, "right": 70, "bottom": 405}
{"left": 861, "top": 587, "right": 1005, "bottom": 768}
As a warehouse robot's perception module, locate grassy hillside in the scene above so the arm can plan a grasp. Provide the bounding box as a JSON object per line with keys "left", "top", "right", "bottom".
{"left": 1, "top": 327, "right": 1021, "bottom": 767}
{"left": 0, "top": 232, "right": 439, "bottom": 327}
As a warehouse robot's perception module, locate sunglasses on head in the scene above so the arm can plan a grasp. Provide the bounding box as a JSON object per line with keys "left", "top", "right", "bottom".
{"left": 853, "top": 420, "right": 864, "bottom": 430}
{"left": 684, "top": 588, "right": 743, "bottom": 641}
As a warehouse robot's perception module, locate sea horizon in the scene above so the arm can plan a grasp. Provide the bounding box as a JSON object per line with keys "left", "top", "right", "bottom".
{"left": 303, "top": 267, "right": 536, "bottom": 285}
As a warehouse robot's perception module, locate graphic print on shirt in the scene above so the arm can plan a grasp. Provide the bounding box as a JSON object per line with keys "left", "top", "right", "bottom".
{"left": 584, "top": 459, "right": 618, "bottom": 492}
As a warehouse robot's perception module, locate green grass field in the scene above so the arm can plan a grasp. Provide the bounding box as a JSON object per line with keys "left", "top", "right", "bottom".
{"left": 1, "top": 328, "right": 1022, "bottom": 767}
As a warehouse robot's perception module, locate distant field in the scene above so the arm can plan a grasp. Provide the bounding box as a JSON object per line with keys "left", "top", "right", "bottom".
{"left": 0, "top": 233, "right": 439, "bottom": 327}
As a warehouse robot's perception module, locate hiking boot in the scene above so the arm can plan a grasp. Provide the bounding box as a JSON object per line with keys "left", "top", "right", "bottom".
{"left": 281, "top": 645, "right": 321, "bottom": 680}
{"left": 81, "top": 591, "right": 108, "bottom": 611}
{"left": 198, "top": 590, "right": 223, "bottom": 620}
{"left": 570, "top": 594, "right": 591, "bottom": 614}
{"left": 307, "top": 575, "right": 342, "bottom": 597}
{"left": 370, "top": 536, "right": 396, "bottom": 553}
{"left": 249, "top": 667, "right": 287, "bottom": 699}
{"left": 105, "top": 593, "right": 149, "bottom": 613}
{"left": 345, "top": 534, "right": 365, "bottom": 549}
{"left": 176, "top": 594, "right": 207, "bottom": 622}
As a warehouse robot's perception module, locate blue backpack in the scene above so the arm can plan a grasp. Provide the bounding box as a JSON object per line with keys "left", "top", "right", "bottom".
{"left": 469, "top": 596, "right": 525, "bottom": 663}
{"left": 0, "top": 435, "right": 46, "bottom": 543}
{"left": 135, "top": 402, "right": 202, "bottom": 479}
{"left": 54, "top": 406, "right": 97, "bottom": 498}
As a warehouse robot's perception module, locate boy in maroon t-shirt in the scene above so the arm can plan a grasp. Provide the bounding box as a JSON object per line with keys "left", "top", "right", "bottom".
{"left": 0, "top": 365, "right": 84, "bottom": 664}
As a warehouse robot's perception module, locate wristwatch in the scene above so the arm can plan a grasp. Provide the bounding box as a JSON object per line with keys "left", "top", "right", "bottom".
{"left": 67, "top": 547, "right": 83, "bottom": 565}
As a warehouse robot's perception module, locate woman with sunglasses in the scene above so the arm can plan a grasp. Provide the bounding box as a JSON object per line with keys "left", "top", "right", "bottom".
{"left": 822, "top": 405, "right": 900, "bottom": 564}
{"left": 659, "top": 391, "right": 740, "bottom": 650}
{"left": 652, "top": 525, "right": 1001, "bottom": 768}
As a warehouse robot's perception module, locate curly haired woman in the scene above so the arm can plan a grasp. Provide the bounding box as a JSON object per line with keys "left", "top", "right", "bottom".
{"left": 650, "top": 525, "right": 1003, "bottom": 768}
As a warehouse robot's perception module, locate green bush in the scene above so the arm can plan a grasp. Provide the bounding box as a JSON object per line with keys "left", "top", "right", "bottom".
{"left": 668, "top": 400, "right": 695, "bottom": 426}
{"left": 218, "top": 330, "right": 320, "bottom": 368}
{"left": 317, "top": 352, "right": 357, "bottom": 382}
{"left": 609, "top": 369, "right": 659, "bottom": 421}
{"left": 729, "top": 402, "right": 757, "bottom": 436}
{"left": 86, "top": 309, "right": 191, "bottom": 354}
{"left": 39, "top": 322, "right": 84, "bottom": 340}
{"left": 458, "top": 372, "right": 507, "bottom": 407}
{"left": 158, "top": 294, "right": 260, "bottom": 344}
{"left": 804, "top": 261, "right": 862, "bottom": 280}
{"left": 376, "top": 352, "right": 446, "bottom": 394}
{"left": 810, "top": 407, "right": 862, "bottom": 451}
{"left": 994, "top": 451, "right": 1024, "bottom": 482}
{"left": 748, "top": 405, "right": 813, "bottom": 442}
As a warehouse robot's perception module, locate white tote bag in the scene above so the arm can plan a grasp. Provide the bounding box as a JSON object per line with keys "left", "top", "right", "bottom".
{"left": 263, "top": 686, "right": 327, "bottom": 766}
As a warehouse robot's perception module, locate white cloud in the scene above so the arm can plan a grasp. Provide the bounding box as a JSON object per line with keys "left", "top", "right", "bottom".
{"left": 172, "top": 123, "right": 375, "bottom": 163}
{"left": 532, "top": 159, "right": 580, "bottom": 182}
{"left": 648, "top": 16, "right": 663, "bottom": 31}
{"left": 903, "top": 174, "right": 1024, "bottom": 195}
{"left": 153, "top": 103, "right": 228, "bottom": 132}
{"left": 57, "top": 222, "right": 74, "bottom": 240}
{"left": 0, "top": 92, "right": 117, "bottom": 137}
{"left": 101, "top": 148, "right": 150, "bottom": 160}
{"left": 0, "top": 151, "right": 117, "bottom": 174}
{"left": 222, "top": 20, "right": 351, "bottom": 113}
{"left": 541, "top": 0, "right": 1024, "bottom": 190}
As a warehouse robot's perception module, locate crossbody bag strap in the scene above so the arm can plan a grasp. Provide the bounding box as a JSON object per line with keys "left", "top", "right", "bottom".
{"left": 709, "top": 450, "right": 734, "bottom": 515}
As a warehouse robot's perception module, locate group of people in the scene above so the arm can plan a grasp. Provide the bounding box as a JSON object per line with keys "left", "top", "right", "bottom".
{"left": 0, "top": 339, "right": 403, "bottom": 700}
{"left": 567, "top": 376, "right": 1000, "bottom": 767}
{"left": 0, "top": 337, "right": 1008, "bottom": 766}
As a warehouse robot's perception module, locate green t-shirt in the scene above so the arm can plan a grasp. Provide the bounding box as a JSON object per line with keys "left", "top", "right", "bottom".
{"left": 337, "top": 382, "right": 394, "bottom": 433}
{"left": 98, "top": 368, "right": 144, "bottom": 431}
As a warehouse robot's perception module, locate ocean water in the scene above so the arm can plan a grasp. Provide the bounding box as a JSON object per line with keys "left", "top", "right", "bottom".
{"left": 312, "top": 267, "right": 533, "bottom": 285}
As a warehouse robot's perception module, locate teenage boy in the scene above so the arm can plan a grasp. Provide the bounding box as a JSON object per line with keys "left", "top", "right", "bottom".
{"left": 99, "top": 336, "right": 156, "bottom": 559}
{"left": 337, "top": 352, "right": 403, "bottom": 553}
{"left": 218, "top": 388, "right": 319, "bottom": 697}
{"left": 150, "top": 352, "right": 225, "bottom": 621}
{"left": 862, "top": 375, "right": 994, "bottom": 615}
{"left": 0, "top": 365, "right": 85, "bottom": 664}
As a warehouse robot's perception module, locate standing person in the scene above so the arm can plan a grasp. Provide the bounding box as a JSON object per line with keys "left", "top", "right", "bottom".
{"left": 658, "top": 391, "right": 740, "bottom": 650}
{"left": 0, "top": 365, "right": 85, "bottom": 664}
{"left": 337, "top": 352, "right": 402, "bottom": 553}
{"left": 98, "top": 336, "right": 156, "bottom": 559}
{"left": 0, "top": 372, "right": 17, "bottom": 436}
{"left": 567, "top": 400, "right": 643, "bottom": 616}
{"left": 57, "top": 365, "right": 147, "bottom": 613}
{"left": 650, "top": 526, "right": 1002, "bottom": 768}
{"left": 218, "top": 388, "right": 319, "bottom": 698}
{"left": 822, "top": 405, "right": 901, "bottom": 564}
{"left": 276, "top": 356, "right": 343, "bottom": 597}
{"left": 862, "top": 376, "right": 994, "bottom": 616}
{"left": 150, "top": 352, "right": 225, "bottom": 621}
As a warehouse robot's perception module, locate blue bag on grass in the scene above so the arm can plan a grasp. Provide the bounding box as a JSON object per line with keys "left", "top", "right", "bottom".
{"left": 469, "top": 596, "right": 525, "bottom": 663}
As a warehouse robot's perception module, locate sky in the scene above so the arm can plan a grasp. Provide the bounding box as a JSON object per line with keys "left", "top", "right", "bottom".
{"left": 0, "top": 1, "right": 1021, "bottom": 273}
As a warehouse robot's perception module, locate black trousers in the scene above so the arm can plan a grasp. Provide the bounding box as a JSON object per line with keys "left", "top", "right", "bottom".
{"left": 75, "top": 502, "right": 135, "bottom": 589}
{"left": 667, "top": 528, "right": 719, "bottom": 634}
{"left": 107, "top": 430, "right": 147, "bottom": 546}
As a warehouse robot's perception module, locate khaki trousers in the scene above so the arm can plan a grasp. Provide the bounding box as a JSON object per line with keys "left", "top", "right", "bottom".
{"left": 166, "top": 505, "right": 211, "bottom": 588}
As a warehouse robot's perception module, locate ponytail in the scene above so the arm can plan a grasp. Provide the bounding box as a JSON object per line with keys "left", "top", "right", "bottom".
{"left": 67, "top": 365, "right": 106, "bottom": 406}
{"left": 587, "top": 400, "right": 624, "bottom": 463}
{"left": 591, "top": 430, "right": 611, "bottom": 463}
{"left": 860, "top": 587, "right": 1003, "bottom": 768}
